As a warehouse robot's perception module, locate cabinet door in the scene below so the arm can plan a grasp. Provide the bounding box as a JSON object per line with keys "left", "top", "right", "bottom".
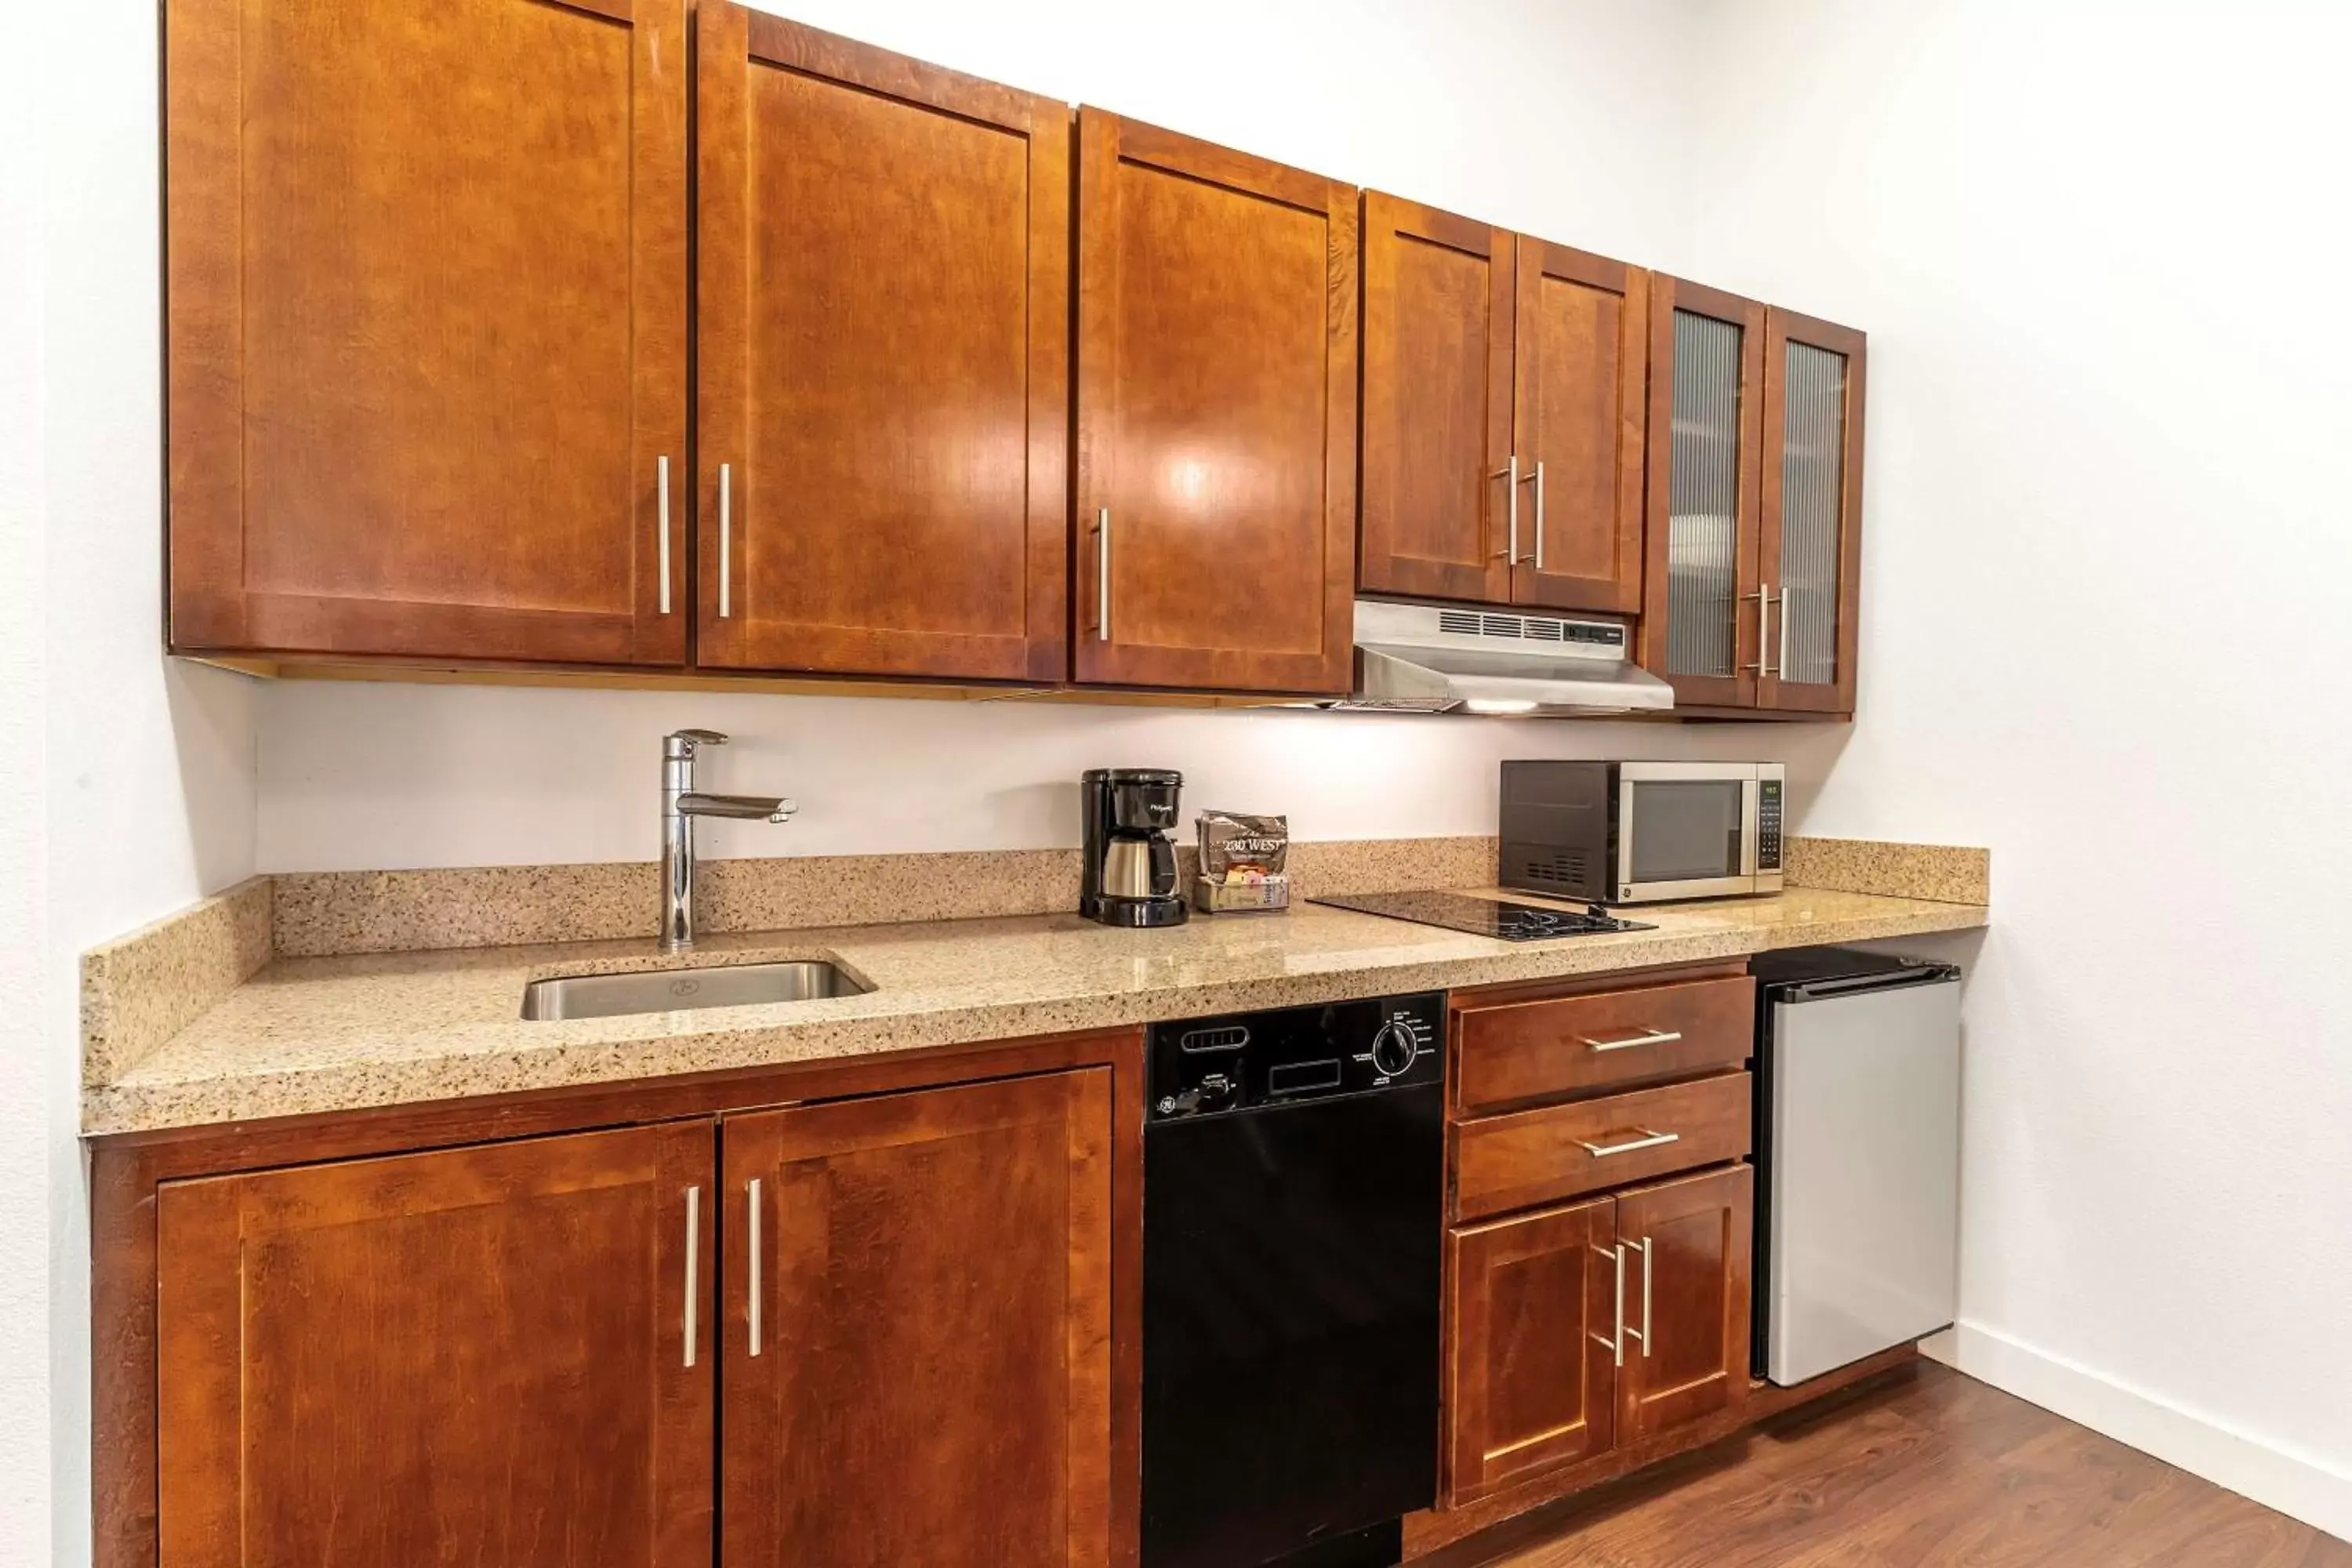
{"left": 1443, "top": 1197, "right": 1618, "bottom": 1504}
{"left": 723, "top": 1070, "right": 1114, "bottom": 1567}
{"left": 1613, "top": 1164, "right": 1754, "bottom": 1445}
{"left": 1074, "top": 110, "right": 1358, "bottom": 694}
{"left": 696, "top": 8, "right": 1068, "bottom": 681}
{"left": 1759, "top": 310, "right": 1866, "bottom": 715}
{"left": 1511, "top": 240, "right": 1649, "bottom": 613}
{"left": 156, "top": 1123, "right": 714, "bottom": 1568}
{"left": 165, "top": 0, "right": 688, "bottom": 665}
{"left": 1635, "top": 278, "right": 1767, "bottom": 707}
{"left": 1358, "top": 192, "right": 1514, "bottom": 604}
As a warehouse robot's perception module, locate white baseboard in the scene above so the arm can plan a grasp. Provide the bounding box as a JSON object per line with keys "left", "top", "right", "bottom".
{"left": 1923, "top": 1322, "right": 2352, "bottom": 1544}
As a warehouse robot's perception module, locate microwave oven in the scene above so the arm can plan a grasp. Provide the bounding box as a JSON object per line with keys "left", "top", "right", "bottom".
{"left": 1499, "top": 760, "right": 1785, "bottom": 905}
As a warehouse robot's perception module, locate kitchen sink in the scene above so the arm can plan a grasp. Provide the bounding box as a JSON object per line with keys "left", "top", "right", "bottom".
{"left": 520, "top": 960, "right": 872, "bottom": 1022}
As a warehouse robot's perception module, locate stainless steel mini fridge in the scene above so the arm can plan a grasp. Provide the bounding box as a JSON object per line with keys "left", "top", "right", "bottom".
{"left": 1750, "top": 947, "right": 1962, "bottom": 1386}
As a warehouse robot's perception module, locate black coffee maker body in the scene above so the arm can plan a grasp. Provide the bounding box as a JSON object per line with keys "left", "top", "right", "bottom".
{"left": 1080, "top": 768, "right": 1188, "bottom": 928}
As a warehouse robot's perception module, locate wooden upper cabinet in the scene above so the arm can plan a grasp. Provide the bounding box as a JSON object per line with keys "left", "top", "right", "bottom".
{"left": 721, "top": 1069, "right": 1116, "bottom": 1568}
{"left": 1759, "top": 310, "right": 1866, "bottom": 715}
{"left": 154, "top": 1123, "right": 714, "bottom": 1568}
{"left": 1074, "top": 110, "right": 1359, "bottom": 694}
{"left": 1359, "top": 193, "right": 1514, "bottom": 605}
{"left": 696, "top": 8, "right": 1068, "bottom": 681}
{"left": 1358, "top": 197, "right": 1646, "bottom": 615}
{"left": 165, "top": 0, "right": 688, "bottom": 665}
{"left": 1613, "top": 1164, "right": 1753, "bottom": 1445}
{"left": 1511, "top": 241, "right": 1649, "bottom": 613}
{"left": 1638, "top": 278, "right": 1769, "bottom": 708}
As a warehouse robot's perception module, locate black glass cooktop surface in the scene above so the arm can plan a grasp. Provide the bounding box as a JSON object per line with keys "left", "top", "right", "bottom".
{"left": 1311, "top": 891, "right": 1656, "bottom": 942}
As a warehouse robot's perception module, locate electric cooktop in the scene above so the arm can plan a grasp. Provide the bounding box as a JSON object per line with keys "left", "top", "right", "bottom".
{"left": 1311, "top": 891, "right": 1656, "bottom": 942}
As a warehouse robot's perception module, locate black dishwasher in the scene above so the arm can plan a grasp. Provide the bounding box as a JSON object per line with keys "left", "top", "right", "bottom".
{"left": 1142, "top": 993, "right": 1445, "bottom": 1568}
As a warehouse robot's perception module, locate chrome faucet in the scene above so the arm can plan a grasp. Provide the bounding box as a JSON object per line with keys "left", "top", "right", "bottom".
{"left": 662, "top": 729, "right": 795, "bottom": 951}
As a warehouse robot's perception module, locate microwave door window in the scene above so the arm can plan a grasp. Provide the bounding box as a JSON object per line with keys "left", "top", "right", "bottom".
{"left": 1629, "top": 782, "right": 1746, "bottom": 884}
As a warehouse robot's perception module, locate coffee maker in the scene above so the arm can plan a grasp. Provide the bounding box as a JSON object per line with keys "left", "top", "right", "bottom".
{"left": 1080, "top": 768, "right": 1188, "bottom": 928}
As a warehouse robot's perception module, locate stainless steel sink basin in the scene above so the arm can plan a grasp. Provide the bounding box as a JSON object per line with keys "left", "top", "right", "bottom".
{"left": 521, "top": 960, "right": 871, "bottom": 1022}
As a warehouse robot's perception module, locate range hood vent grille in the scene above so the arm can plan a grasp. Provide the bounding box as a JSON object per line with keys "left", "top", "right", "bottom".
{"left": 1432, "top": 608, "right": 1622, "bottom": 649}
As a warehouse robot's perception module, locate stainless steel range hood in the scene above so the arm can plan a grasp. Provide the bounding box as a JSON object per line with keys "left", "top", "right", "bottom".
{"left": 1330, "top": 599, "right": 1675, "bottom": 716}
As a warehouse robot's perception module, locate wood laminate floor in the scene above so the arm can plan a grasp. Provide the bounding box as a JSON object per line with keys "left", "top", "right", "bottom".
{"left": 1445, "top": 1363, "right": 2348, "bottom": 1567}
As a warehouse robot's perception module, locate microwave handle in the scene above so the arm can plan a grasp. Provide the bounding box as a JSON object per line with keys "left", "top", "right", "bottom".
{"left": 1740, "top": 777, "right": 1761, "bottom": 879}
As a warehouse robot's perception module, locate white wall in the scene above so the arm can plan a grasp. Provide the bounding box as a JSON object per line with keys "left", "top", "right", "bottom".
{"left": 1690, "top": 0, "right": 2352, "bottom": 1536}
{"left": 2, "top": 24, "right": 56, "bottom": 1562}
{"left": 256, "top": 681, "right": 1848, "bottom": 869}
{"left": 12, "top": 2, "right": 263, "bottom": 1565}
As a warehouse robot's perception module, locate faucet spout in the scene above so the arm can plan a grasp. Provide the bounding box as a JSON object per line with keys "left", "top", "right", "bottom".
{"left": 677, "top": 792, "right": 797, "bottom": 824}
{"left": 660, "top": 729, "right": 793, "bottom": 950}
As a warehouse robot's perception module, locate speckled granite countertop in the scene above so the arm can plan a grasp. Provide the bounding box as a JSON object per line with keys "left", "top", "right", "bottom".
{"left": 82, "top": 887, "right": 1985, "bottom": 1137}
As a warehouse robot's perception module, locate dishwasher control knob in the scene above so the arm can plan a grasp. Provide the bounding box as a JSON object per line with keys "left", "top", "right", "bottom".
{"left": 1370, "top": 1021, "right": 1419, "bottom": 1078}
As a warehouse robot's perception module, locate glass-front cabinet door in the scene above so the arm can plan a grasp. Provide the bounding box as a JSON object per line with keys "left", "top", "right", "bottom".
{"left": 1639, "top": 284, "right": 1865, "bottom": 717}
{"left": 1759, "top": 310, "right": 1866, "bottom": 713}
{"left": 1639, "top": 279, "right": 1766, "bottom": 708}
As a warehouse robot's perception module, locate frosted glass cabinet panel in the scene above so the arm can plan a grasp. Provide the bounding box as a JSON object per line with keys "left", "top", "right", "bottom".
{"left": 1639, "top": 278, "right": 1765, "bottom": 709}
{"left": 1774, "top": 343, "right": 1845, "bottom": 688}
{"left": 1664, "top": 310, "right": 1744, "bottom": 680}
{"left": 1759, "top": 310, "right": 1866, "bottom": 714}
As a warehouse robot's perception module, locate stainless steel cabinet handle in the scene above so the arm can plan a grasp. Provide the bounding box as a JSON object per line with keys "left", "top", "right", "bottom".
{"left": 1577, "top": 1127, "right": 1682, "bottom": 1158}
{"left": 746, "top": 1176, "right": 763, "bottom": 1358}
{"left": 682, "top": 1184, "right": 700, "bottom": 1368}
{"left": 1521, "top": 460, "right": 1545, "bottom": 569}
{"left": 1780, "top": 580, "right": 1794, "bottom": 681}
{"left": 1097, "top": 507, "right": 1111, "bottom": 642}
{"left": 1590, "top": 1241, "right": 1625, "bottom": 1368}
{"left": 1491, "top": 456, "right": 1520, "bottom": 563}
{"left": 657, "top": 456, "right": 673, "bottom": 616}
{"left": 1578, "top": 1027, "right": 1683, "bottom": 1054}
{"left": 717, "top": 463, "right": 732, "bottom": 620}
{"left": 1623, "top": 1235, "right": 1654, "bottom": 1356}
{"left": 1747, "top": 583, "right": 1775, "bottom": 676}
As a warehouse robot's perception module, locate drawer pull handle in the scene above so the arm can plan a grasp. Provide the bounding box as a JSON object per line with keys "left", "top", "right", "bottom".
{"left": 1577, "top": 1127, "right": 1681, "bottom": 1158}
{"left": 1579, "top": 1027, "right": 1683, "bottom": 1054}
{"left": 1589, "top": 1241, "right": 1625, "bottom": 1367}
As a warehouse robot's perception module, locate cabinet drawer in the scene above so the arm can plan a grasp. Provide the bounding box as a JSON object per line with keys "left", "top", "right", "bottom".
{"left": 1454, "top": 976, "right": 1754, "bottom": 1114}
{"left": 1453, "top": 1072, "right": 1750, "bottom": 1221}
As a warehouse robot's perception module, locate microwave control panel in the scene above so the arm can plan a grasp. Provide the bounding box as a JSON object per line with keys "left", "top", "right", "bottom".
{"left": 1758, "top": 779, "right": 1784, "bottom": 870}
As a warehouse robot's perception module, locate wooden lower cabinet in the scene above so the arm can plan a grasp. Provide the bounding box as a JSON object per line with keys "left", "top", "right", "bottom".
{"left": 721, "top": 1070, "right": 1114, "bottom": 1568}
{"left": 155, "top": 1122, "right": 716, "bottom": 1568}
{"left": 1441, "top": 1164, "right": 1754, "bottom": 1507}
{"left": 1444, "top": 1196, "right": 1618, "bottom": 1499}
{"left": 1615, "top": 1164, "right": 1754, "bottom": 1444}
{"left": 146, "top": 1061, "right": 1125, "bottom": 1568}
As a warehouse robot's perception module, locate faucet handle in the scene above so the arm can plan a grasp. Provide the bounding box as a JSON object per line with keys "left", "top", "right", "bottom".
{"left": 666, "top": 728, "right": 728, "bottom": 758}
